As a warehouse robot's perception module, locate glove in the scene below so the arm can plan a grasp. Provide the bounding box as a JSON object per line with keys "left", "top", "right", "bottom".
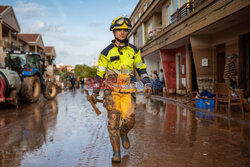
{"left": 88, "top": 89, "right": 99, "bottom": 104}
{"left": 144, "top": 83, "right": 152, "bottom": 98}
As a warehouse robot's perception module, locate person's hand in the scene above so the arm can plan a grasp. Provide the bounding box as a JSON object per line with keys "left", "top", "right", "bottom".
{"left": 231, "top": 78, "right": 236, "bottom": 82}
{"left": 88, "top": 93, "right": 98, "bottom": 104}
{"left": 144, "top": 84, "right": 152, "bottom": 98}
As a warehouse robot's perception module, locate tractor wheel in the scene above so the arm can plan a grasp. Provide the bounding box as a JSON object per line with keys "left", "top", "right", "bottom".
{"left": 43, "top": 82, "right": 57, "bottom": 100}
{"left": 8, "top": 89, "right": 19, "bottom": 107}
{"left": 21, "top": 76, "right": 41, "bottom": 102}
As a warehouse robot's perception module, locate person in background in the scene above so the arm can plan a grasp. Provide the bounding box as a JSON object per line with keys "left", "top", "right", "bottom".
{"left": 224, "top": 53, "right": 238, "bottom": 89}
{"left": 159, "top": 69, "right": 165, "bottom": 94}
{"left": 151, "top": 70, "right": 161, "bottom": 95}
{"left": 70, "top": 75, "right": 76, "bottom": 89}
{"left": 80, "top": 78, "right": 85, "bottom": 89}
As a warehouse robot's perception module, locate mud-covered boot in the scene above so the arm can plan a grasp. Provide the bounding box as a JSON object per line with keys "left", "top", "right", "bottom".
{"left": 110, "top": 135, "right": 121, "bottom": 163}
{"left": 120, "top": 126, "right": 130, "bottom": 149}
{"left": 112, "top": 150, "right": 121, "bottom": 163}
{"left": 120, "top": 116, "right": 135, "bottom": 149}
{"left": 108, "top": 110, "right": 121, "bottom": 163}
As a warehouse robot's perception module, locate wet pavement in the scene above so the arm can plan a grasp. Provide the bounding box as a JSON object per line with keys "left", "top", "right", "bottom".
{"left": 0, "top": 89, "right": 249, "bottom": 167}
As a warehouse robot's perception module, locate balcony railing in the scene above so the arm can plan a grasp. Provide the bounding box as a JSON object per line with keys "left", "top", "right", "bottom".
{"left": 171, "top": 1, "right": 194, "bottom": 24}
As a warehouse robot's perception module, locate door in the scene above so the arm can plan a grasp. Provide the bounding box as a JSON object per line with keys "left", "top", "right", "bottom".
{"left": 190, "top": 51, "right": 198, "bottom": 92}
{"left": 176, "top": 53, "right": 181, "bottom": 90}
{"left": 239, "top": 34, "right": 250, "bottom": 95}
{"left": 244, "top": 35, "right": 250, "bottom": 94}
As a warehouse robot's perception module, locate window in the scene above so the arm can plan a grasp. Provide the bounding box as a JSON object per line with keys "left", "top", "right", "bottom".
{"left": 173, "top": 0, "right": 179, "bottom": 13}
{"left": 150, "top": 22, "right": 153, "bottom": 31}
{"left": 137, "top": 25, "right": 143, "bottom": 48}
{"left": 9, "top": 54, "right": 26, "bottom": 67}
{"left": 27, "top": 55, "right": 40, "bottom": 69}
{"left": 167, "top": 4, "right": 172, "bottom": 25}
{"left": 144, "top": 3, "right": 148, "bottom": 11}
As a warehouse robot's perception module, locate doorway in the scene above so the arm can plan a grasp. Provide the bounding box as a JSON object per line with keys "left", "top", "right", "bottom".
{"left": 215, "top": 44, "right": 226, "bottom": 83}
{"left": 190, "top": 51, "right": 198, "bottom": 92}
{"left": 239, "top": 33, "right": 250, "bottom": 95}
{"left": 176, "top": 53, "right": 181, "bottom": 90}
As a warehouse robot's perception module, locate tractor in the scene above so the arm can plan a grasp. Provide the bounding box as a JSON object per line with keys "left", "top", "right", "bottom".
{"left": 0, "top": 68, "right": 21, "bottom": 106}
{"left": 4, "top": 50, "right": 57, "bottom": 103}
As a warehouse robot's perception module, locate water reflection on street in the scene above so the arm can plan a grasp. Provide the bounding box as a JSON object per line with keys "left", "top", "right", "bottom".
{"left": 0, "top": 90, "right": 249, "bottom": 167}
{"left": 0, "top": 99, "right": 58, "bottom": 167}
{"left": 139, "top": 94, "right": 250, "bottom": 167}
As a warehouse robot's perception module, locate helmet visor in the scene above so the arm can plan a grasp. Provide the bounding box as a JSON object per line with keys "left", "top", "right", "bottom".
{"left": 115, "top": 18, "right": 132, "bottom": 27}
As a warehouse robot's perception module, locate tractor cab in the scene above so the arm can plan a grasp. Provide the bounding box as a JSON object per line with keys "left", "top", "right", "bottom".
{"left": 5, "top": 50, "right": 43, "bottom": 76}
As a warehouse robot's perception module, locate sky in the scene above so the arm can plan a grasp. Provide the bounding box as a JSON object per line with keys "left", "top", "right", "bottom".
{"left": 1, "top": 0, "right": 139, "bottom": 67}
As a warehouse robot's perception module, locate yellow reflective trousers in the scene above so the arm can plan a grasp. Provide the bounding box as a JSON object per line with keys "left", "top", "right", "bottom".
{"left": 106, "top": 91, "right": 135, "bottom": 120}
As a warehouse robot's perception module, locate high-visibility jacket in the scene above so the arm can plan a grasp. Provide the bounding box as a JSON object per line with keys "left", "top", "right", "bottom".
{"left": 96, "top": 40, "right": 150, "bottom": 87}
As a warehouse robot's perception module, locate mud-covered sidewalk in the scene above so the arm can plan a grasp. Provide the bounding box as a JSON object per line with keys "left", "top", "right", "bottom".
{"left": 0, "top": 89, "right": 249, "bottom": 167}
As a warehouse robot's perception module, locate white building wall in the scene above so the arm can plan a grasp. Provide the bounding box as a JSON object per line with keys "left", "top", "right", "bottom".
{"left": 143, "top": 51, "right": 162, "bottom": 79}
{"left": 129, "top": 34, "right": 134, "bottom": 45}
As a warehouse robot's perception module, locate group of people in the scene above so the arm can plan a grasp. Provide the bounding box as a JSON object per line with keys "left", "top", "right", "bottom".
{"left": 69, "top": 76, "right": 85, "bottom": 90}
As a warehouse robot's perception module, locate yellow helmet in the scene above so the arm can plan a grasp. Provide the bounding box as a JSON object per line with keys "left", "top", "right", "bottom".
{"left": 110, "top": 16, "right": 132, "bottom": 31}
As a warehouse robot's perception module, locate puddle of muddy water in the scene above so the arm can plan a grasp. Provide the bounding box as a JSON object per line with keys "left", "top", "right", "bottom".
{"left": 133, "top": 95, "right": 250, "bottom": 167}
{"left": 0, "top": 91, "right": 249, "bottom": 167}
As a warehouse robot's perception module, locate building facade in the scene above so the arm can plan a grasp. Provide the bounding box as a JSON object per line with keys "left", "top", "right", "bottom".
{"left": 18, "top": 34, "right": 45, "bottom": 56}
{"left": 0, "top": 6, "right": 21, "bottom": 66}
{"left": 128, "top": 0, "right": 250, "bottom": 96}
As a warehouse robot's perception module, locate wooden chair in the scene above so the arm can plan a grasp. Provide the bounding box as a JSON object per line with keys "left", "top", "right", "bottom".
{"left": 215, "top": 83, "right": 244, "bottom": 116}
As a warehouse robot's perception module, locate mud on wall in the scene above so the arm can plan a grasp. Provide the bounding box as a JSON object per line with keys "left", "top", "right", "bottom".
{"left": 190, "top": 35, "right": 240, "bottom": 93}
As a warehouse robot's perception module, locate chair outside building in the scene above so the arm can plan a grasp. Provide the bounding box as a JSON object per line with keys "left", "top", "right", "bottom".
{"left": 215, "top": 83, "right": 244, "bottom": 116}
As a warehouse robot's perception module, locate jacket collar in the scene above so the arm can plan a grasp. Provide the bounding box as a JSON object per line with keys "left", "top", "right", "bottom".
{"left": 112, "top": 39, "right": 129, "bottom": 48}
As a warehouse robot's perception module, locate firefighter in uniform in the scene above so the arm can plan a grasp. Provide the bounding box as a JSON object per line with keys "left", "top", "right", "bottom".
{"left": 91, "top": 16, "right": 152, "bottom": 163}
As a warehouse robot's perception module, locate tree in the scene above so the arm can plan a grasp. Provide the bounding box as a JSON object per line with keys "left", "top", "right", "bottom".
{"left": 61, "top": 67, "right": 70, "bottom": 81}
{"left": 74, "top": 64, "right": 97, "bottom": 78}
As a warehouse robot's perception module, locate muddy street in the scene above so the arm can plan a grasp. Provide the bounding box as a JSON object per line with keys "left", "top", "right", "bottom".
{"left": 0, "top": 90, "right": 249, "bottom": 167}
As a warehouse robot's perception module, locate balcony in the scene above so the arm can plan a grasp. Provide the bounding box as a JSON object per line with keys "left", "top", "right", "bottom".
{"left": 171, "top": 1, "right": 194, "bottom": 24}
{"left": 145, "top": 26, "right": 162, "bottom": 44}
